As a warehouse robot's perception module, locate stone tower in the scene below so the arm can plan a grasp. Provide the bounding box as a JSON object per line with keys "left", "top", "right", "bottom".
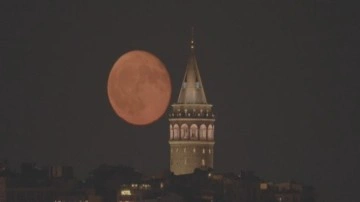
{"left": 168, "top": 31, "right": 215, "bottom": 175}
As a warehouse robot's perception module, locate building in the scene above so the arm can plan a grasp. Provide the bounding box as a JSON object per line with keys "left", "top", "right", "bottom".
{"left": 48, "top": 166, "right": 74, "bottom": 180}
{"left": 274, "top": 181, "right": 316, "bottom": 202}
{"left": 53, "top": 188, "right": 103, "bottom": 202}
{"left": 117, "top": 183, "right": 156, "bottom": 202}
{"left": 259, "top": 181, "right": 316, "bottom": 202}
{"left": 168, "top": 31, "right": 216, "bottom": 175}
{"left": 167, "top": 168, "right": 263, "bottom": 202}
{"left": 0, "top": 162, "right": 103, "bottom": 202}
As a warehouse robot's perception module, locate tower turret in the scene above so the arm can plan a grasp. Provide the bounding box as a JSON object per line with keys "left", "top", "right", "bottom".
{"left": 168, "top": 30, "right": 215, "bottom": 175}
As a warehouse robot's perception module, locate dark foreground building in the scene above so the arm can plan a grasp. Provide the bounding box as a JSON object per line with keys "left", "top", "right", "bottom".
{"left": 0, "top": 161, "right": 315, "bottom": 202}
{"left": 116, "top": 168, "right": 316, "bottom": 202}
{"left": 0, "top": 162, "right": 102, "bottom": 202}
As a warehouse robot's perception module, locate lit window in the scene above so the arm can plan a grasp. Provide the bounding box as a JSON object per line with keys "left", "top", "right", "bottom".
{"left": 209, "top": 149, "right": 212, "bottom": 154}
{"left": 139, "top": 184, "right": 151, "bottom": 189}
{"left": 193, "top": 148, "right": 196, "bottom": 153}
{"left": 131, "top": 184, "right": 138, "bottom": 188}
{"left": 200, "top": 124, "right": 207, "bottom": 140}
{"left": 121, "top": 190, "right": 132, "bottom": 196}
{"left": 181, "top": 124, "right": 189, "bottom": 139}
{"left": 202, "top": 159, "right": 205, "bottom": 166}
{"left": 260, "top": 183, "right": 268, "bottom": 190}
{"left": 208, "top": 125, "right": 214, "bottom": 140}
{"left": 196, "top": 82, "right": 200, "bottom": 88}
{"left": 173, "top": 124, "right": 179, "bottom": 139}
{"left": 184, "top": 158, "right": 187, "bottom": 165}
{"left": 190, "top": 124, "right": 198, "bottom": 140}
{"left": 169, "top": 125, "right": 173, "bottom": 140}
{"left": 202, "top": 148, "right": 205, "bottom": 154}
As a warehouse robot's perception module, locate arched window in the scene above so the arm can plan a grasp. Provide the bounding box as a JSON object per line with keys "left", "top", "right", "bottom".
{"left": 190, "top": 124, "right": 198, "bottom": 140}
{"left": 173, "top": 124, "right": 179, "bottom": 140}
{"left": 180, "top": 124, "right": 189, "bottom": 139}
{"left": 200, "top": 124, "right": 207, "bottom": 140}
{"left": 207, "top": 125, "right": 214, "bottom": 140}
{"left": 213, "top": 125, "right": 215, "bottom": 138}
{"left": 169, "top": 125, "right": 173, "bottom": 140}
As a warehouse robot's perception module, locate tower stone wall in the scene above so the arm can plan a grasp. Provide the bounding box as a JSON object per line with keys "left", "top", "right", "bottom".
{"left": 169, "top": 142, "right": 214, "bottom": 175}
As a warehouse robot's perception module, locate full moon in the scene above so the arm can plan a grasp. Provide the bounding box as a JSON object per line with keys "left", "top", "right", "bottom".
{"left": 107, "top": 50, "right": 171, "bottom": 125}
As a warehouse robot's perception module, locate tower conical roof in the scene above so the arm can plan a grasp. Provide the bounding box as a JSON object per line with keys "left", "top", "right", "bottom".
{"left": 177, "top": 31, "right": 207, "bottom": 104}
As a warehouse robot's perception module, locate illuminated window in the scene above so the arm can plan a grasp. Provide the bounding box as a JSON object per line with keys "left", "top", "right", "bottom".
{"left": 140, "top": 184, "right": 151, "bottom": 190}
{"left": 184, "top": 158, "right": 187, "bottom": 165}
{"left": 209, "top": 149, "right": 212, "bottom": 154}
{"left": 160, "top": 182, "right": 164, "bottom": 189}
{"left": 181, "top": 124, "right": 189, "bottom": 139}
{"left": 173, "top": 124, "right": 179, "bottom": 139}
{"left": 169, "top": 125, "right": 173, "bottom": 140}
{"left": 131, "top": 184, "right": 138, "bottom": 188}
{"left": 207, "top": 125, "right": 214, "bottom": 140}
{"left": 200, "top": 124, "right": 207, "bottom": 140}
{"left": 202, "top": 148, "right": 205, "bottom": 154}
{"left": 193, "top": 148, "right": 196, "bottom": 153}
{"left": 202, "top": 159, "right": 205, "bottom": 166}
{"left": 121, "top": 189, "right": 132, "bottom": 196}
{"left": 190, "top": 124, "right": 198, "bottom": 140}
{"left": 260, "top": 183, "right": 268, "bottom": 190}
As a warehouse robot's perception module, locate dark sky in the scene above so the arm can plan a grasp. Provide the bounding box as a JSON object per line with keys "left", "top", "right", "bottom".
{"left": 1, "top": 1, "right": 359, "bottom": 202}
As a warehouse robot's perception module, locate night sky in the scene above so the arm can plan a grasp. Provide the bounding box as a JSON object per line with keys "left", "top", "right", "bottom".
{"left": 1, "top": 1, "right": 359, "bottom": 202}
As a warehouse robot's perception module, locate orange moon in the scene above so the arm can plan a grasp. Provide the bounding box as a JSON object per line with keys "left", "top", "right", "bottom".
{"left": 107, "top": 50, "right": 171, "bottom": 125}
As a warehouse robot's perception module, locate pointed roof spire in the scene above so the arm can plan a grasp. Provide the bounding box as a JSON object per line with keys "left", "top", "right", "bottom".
{"left": 177, "top": 28, "right": 208, "bottom": 104}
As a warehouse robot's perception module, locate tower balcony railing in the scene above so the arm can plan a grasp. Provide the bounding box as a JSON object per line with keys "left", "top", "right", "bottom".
{"left": 169, "top": 112, "right": 215, "bottom": 119}
{"left": 169, "top": 135, "right": 214, "bottom": 142}
{"left": 169, "top": 138, "right": 215, "bottom": 142}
